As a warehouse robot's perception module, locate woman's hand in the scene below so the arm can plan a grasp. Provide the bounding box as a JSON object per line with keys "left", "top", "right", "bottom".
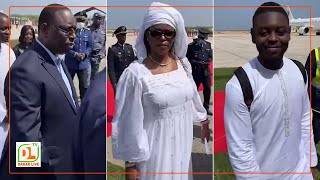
{"left": 201, "top": 122, "right": 210, "bottom": 143}
{"left": 311, "top": 167, "right": 317, "bottom": 180}
{"left": 126, "top": 166, "right": 139, "bottom": 180}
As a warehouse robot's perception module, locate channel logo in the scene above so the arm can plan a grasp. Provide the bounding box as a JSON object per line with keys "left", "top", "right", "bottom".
{"left": 16, "top": 142, "right": 41, "bottom": 167}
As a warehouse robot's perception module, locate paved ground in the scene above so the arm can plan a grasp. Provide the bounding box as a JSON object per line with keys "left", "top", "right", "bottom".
{"left": 214, "top": 31, "right": 320, "bottom": 68}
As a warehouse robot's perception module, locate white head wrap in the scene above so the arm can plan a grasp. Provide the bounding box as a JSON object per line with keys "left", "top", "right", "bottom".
{"left": 134, "top": 2, "right": 192, "bottom": 77}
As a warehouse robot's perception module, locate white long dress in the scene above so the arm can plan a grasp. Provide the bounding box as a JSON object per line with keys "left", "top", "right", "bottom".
{"left": 112, "top": 60, "right": 207, "bottom": 180}
{"left": 224, "top": 57, "right": 318, "bottom": 180}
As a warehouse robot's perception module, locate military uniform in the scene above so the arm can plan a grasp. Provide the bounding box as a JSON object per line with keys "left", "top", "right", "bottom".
{"left": 305, "top": 47, "right": 320, "bottom": 145}
{"left": 107, "top": 26, "right": 137, "bottom": 92}
{"left": 186, "top": 29, "right": 213, "bottom": 115}
{"left": 88, "top": 12, "right": 106, "bottom": 81}
{"left": 65, "top": 11, "right": 93, "bottom": 100}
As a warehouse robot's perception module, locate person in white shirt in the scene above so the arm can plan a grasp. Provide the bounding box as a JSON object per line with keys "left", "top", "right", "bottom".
{"left": 0, "top": 12, "right": 16, "bottom": 179}
{"left": 224, "top": 2, "right": 318, "bottom": 179}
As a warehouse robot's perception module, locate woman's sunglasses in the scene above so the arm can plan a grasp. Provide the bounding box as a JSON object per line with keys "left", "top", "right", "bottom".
{"left": 147, "top": 29, "right": 176, "bottom": 39}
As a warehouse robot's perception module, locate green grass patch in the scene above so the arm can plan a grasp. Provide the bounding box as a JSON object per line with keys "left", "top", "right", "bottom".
{"left": 107, "top": 161, "right": 125, "bottom": 180}
{"left": 214, "top": 67, "right": 236, "bottom": 92}
{"left": 10, "top": 39, "right": 19, "bottom": 47}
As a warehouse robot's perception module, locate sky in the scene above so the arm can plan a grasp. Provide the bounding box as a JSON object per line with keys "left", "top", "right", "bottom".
{"left": 1, "top": 0, "right": 319, "bottom": 30}
{"left": 214, "top": 0, "right": 320, "bottom": 30}
{"left": 107, "top": 0, "right": 213, "bottom": 29}
{"left": 0, "top": 0, "right": 107, "bottom": 18}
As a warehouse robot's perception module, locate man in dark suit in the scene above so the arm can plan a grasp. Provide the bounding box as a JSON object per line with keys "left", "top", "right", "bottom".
{"left": 107, "top": 26, "right": 137, "bottom": 93}
{"left": 186, "top": 29, "right": 213, "bottom": 116}
{"left": 4, "top": 4, "right": 78, "bottom": 180}
{"left": 73, "top": 68, "right": 106, "bottom": 180}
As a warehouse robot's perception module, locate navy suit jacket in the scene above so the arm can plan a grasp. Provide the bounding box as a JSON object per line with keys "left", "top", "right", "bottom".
{"left": 4, "top": 41, "right": 79, "bottom": 180}
{"left": 73, "top": 68, "right": 106, "bottom": 180}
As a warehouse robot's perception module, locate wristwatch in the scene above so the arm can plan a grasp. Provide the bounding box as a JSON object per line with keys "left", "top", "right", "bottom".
{"left": 125, "top": 161, "right": 137, "bottom": 168}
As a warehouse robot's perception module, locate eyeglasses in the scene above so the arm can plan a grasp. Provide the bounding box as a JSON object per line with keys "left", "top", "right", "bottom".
{"left": 147, "top": 29, "right": 176, "bottom": 39}
{"left": 51, "top": 24, "right": 76, "bottom": 35}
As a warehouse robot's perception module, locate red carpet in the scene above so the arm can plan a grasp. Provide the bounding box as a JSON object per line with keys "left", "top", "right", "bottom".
{"left": 213, "top": 91, "right": 228, "bottom": 153}
{"left": 106, "top": 62, "right": 229, "bottom": 153}
{"left": 107, "top": 80, "right": 114, "bottom": 137}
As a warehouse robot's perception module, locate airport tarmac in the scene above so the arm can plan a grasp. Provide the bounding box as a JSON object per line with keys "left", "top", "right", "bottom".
{"left": 214, "top": 31, "right": 320, "bottom": 68}
{"left": 107, "top": 31, "right": 320, "bottom": 68}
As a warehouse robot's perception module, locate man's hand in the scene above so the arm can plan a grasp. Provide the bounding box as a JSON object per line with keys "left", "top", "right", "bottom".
{"left": 126, "top": 167, "right": 138, "bottom": 180}
{"left": 75, "top": 53, "right": 83, "bottom": 61}
{"left": 79, "top": 53, "right": 86, "bottom": 60}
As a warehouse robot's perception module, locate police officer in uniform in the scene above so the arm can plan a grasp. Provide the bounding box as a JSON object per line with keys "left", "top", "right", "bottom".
{"left": 65, "top": 11, "right": 93, "bottom": 100}
{"left": 107, "top": 26, "right": 137, "bottom": 93}
{"left": 88, "top": 12, "right": 106, "bottom": 81}
{"left": 305, "top": 47, "right": 320, "bottom": 150}
{"left": 187, "top": 29, "right": 213, "bottom": 115}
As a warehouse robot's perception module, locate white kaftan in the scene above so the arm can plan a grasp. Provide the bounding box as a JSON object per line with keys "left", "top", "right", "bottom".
{"left": 112, "top": 60, "right": 207, "bottom": 180}
{"left": 224, "top": 57, "right": 318, "bottom": 180}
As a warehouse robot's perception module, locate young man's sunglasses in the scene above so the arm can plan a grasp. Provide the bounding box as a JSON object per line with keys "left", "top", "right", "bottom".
{"left": 147, "top": 29, "right": 176, "bottom": 39}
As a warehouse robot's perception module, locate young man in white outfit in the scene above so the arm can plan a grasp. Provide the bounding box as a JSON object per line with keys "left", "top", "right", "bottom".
{"left": 0, "top": 12, "right": 16, "bottom": 179}
{"left": 224, "top": 2, "right": 318, "bottom": 179}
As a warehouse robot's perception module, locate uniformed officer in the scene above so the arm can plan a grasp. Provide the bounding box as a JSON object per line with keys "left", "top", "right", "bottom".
{"left": 186, "top": 29, "right": 213, "bottom": 115}
{"left": 305, "top": 47, "right": 320, "bottom": 147}
{"left": 65, "top": 11, "right": 93, "bottom": 100}
{"left": 88, "top": 12, "right": 106, "bottom": 81}
{"left": 107, "top": 26, "right": 137, "bottom": 94}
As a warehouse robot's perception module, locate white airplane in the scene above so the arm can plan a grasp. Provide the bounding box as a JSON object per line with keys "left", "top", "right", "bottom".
{"left": 286, "top": 6, "right": 320, "bottom": 35}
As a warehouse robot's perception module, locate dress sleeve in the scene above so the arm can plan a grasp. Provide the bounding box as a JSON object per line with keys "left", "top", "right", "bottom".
{"left": 191, "top": 78, "right": 207, "bottom": 122}
{"left": 111, "top": 68, "right": 150, "bottom": 162}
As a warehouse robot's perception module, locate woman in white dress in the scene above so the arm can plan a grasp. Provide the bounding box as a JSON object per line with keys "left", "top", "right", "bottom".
{"left": 111, "top": 2, "right": 210, "bottom": 180}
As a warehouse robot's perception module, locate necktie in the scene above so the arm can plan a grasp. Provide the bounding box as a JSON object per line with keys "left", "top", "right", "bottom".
{"left": 56, "top": 57, "right": 76, "bottom": 106}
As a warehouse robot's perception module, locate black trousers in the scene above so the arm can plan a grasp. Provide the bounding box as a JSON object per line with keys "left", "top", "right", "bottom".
{"left": 313, "top": 110, "right": 320, "bottom": 145}
{"left": 68, "top": 68, "right": 90, "bottom": 100}
{"left": 192, "top": 65, "right": 211, "bottom": 110}
{"left": 90, "top": 56, "right": 102, "bottom": 81}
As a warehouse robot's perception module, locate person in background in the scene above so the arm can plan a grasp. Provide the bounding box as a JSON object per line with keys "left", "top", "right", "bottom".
{"left": 305, "top": 47, "right": 320, "bottom": 170}
{"left": 65, "top": 11, "right": 93, "bottom": 100}
{"left": 13, "top": 25, "right": 35, "bottom": 57}
{"left": 107, "top": 26, "right": 137, "bottom": 94}
{"left": 187, "top": 29, "right": 213, "bottom": 116}
{"left": 88, "top": 12, "right": 106, "bottom": 80}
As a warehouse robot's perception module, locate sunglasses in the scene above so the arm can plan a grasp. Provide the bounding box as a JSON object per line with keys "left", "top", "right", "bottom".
{"left": 148, "top": 29, "right": 176, "bottom": 39}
